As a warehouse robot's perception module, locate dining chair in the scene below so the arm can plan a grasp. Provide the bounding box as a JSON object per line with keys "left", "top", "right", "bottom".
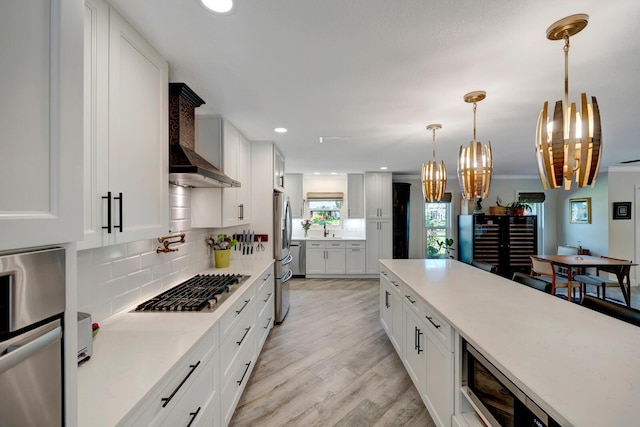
{"left": 529, "top": 256, "right": 582, "bottom": 301}
{"left": 471, "top": 259, "right": 497, "bottom": 274}
{"left": 574, "top": 256, "right": 632, "bottom": 300}
{"left": 555, "top": 245, "right": 579, "bottom": 277}
{"left": 512, "top": 272, "right": 552, "bottom": 293}
{"left": 581, "top": 295, "right": 640, "bottom": 327}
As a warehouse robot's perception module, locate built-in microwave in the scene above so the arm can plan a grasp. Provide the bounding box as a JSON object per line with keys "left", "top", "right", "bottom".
{"left": 463, "top": 341, "right": 561, "bottom": 427}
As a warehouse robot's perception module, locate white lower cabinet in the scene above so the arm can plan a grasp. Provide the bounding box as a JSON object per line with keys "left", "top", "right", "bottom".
{"left": 403, "top": 309, "right": 427, "bottom": 394}
{"left": 380, "top": 262, "right": 454, "bottom": 427}
{"left": 346, "top": 241, "right": 366, "bottom": 274}
{"left": 379, "top": 268, "right": 402, "bottom": 354}
{"left": 123, "top": 265, "right": 274, "bottom": 427}
{"left": 305, "top": 241, "right": 346, "bottom": 275}
{"left": 124, "top": 329, "right": 219, "bottom": 427}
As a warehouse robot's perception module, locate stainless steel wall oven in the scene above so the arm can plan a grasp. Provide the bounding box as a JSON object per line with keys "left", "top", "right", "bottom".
{"left": 463, "top": 341, "right": 561, "bottom": 427}
{"left": 0, "top": 247, "right": 65, "bottom": 426}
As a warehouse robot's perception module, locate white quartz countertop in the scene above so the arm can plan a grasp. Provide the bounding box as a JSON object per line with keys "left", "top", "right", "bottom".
{"left": 77, "top": 259, "right": 273, "bottom": 427}
{"left": 380, "top": 259, "right": 640, "bottom": 427}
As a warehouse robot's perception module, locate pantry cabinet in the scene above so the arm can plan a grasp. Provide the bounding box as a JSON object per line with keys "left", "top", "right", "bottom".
{"left": 191, "top": 116, "right": 252, "bottom": 228}
{"left": 365, "top": 219, "right": 392, "bottom": 274}
{"left": 365, "top": 172, "right": 392, "bottom": 219}
{"left": 80, "top": 0, "right": 169, "bottom": 249}
{"left": 0, "top": 0, "right": 84, "bottom": 251}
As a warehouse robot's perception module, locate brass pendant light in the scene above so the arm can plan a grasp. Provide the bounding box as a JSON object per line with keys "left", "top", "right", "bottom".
{"left": 535, "top": 14, "right": 602, "bottom": 190}
{"left": 457, "top": 91, "right": 493, "bottom": 201}
{"left": 421, "top": 124, "right": 447, "bottom": 202}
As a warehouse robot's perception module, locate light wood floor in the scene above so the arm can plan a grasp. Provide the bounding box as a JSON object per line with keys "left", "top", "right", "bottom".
{"left": 230, "top": 278, "right": 434, "bottom": 427}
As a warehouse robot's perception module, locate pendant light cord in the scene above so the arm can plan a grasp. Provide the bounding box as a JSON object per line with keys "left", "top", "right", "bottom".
{"left": 472, "top": 102, "right": 477, "bottom": 142}
{"left": 564, "top": 30, "right": 570, "bottom": 110}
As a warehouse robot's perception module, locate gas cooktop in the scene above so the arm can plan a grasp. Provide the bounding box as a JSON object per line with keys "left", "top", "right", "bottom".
{"left": 134, "top": 273, "right": 248, "bottom": 312}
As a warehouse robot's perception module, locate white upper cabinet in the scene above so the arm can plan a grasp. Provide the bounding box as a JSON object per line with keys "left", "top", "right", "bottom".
{"left": 365, "top": 172, "right": 392, "bottom": 219}
{"left": 191, "top": 116, "right": 251, "bottom": 228}
{"left": 347, "top": 173, "right": 365, "bottom": 218}
{"left": 274, "top": 145, "right": 285, "bottom": 192}
{"left": 80, "top": 0, "right": 168, "bottom": 249}
{"left": 285, "top": 173, "right": 304, "bottom": 218}
{"left": 0, "top": 0, "right": 84, "bottom": 251}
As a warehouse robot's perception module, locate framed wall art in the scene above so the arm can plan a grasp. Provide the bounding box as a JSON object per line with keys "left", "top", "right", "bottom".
{"left": 613, "top": 202, "right": 632, "bottom": 220}
{"left": 570, "top": 198, "right": 591, "bottom": 224}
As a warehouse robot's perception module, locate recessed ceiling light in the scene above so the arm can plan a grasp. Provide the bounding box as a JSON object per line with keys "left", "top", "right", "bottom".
{"left": 380, "top": 166, "right": 388, "bottom": 170}
{"left": 331, "top": 172, "right": 337, "bottom": 175}
{"left": 201, "top": 0, "right": 235, "bottom": 14}
{"left": 314, "top": 172, "right": 320, "bottom": 175}
{"left": 274, "top": 127, "right": 287, "bottom": 133}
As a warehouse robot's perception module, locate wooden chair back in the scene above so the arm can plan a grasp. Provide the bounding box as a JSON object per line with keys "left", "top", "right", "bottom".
{"left": 598, "top": 256, "right": 632, "bottom": 283}
{"left": 529, "top": 256, "right": 555, "bottom": 277}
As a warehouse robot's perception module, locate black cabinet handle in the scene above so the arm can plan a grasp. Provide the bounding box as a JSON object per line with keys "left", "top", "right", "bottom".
{"left": 114, "top": 192, "right": 123, "bottom": 232}
{"left": 414, "top": 326, "right": 418, "bottom": 351}
{"left": 239, "top": 204, "right": 244, "bottom": 220}
{"left": 235, "top": 299, "right": 250, "bottom": 315}
{"left": 426, "top": 315, "right": 442, "bottom": 329}
{"left": 385, "top": 290, "right": 390, "bottom": 308}
{"left": 417, "top": 328, "right": 423, "bottom": 354}
{"left": 264, "top": 317, "right": 272, "bottom": 329}
{"left": 391, "top": 280, "right": 399, "bottom": 288}
{"left": 237, "top": 361, "right": 252, "bottom": 386}
{"left": 236, "top": 326, "right": 251, "bottom": 346}
{"left": 186, "top": 407, "right": 201, "bottom": 427}
{"left": 405, "top": 295, "right": 416, "bottom": 304}
{"left": 161, "top": 361, "right": 200, "bottom": 407}
{"left": 102, "top": 192, "right": 112, "bottom": 233}
{"left": 263, "top": 293, "right": 272, "bottom": 303}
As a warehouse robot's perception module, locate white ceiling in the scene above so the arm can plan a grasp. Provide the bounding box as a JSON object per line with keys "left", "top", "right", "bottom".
{"left": 109, "top": 0, "right": 640, "bottom": 177}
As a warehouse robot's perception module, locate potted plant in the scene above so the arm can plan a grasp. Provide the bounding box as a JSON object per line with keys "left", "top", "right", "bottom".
{"left": 507, "top": 201, "right": 532, "bottom": 216}
{"left": 207, "top": 234, "right": 237, "bottom": 268}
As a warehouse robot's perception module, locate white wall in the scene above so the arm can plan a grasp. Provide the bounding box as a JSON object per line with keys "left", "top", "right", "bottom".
{"left": 607, "top": 166, "right": 640, "bottom": 282}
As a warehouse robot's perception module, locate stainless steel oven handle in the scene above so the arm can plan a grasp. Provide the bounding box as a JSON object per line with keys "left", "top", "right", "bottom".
{"left": 0, "top": 326, "right": 62, "bottom": 375}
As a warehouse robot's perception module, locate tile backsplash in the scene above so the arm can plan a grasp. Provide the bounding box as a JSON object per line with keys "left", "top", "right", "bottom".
{"left": 77, "top": 185, "right": 213, "bottom": 322}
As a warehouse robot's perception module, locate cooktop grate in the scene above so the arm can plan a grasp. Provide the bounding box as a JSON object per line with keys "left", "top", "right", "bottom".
{"left": 134, "top": 274, "right": 244, "bottom": 312}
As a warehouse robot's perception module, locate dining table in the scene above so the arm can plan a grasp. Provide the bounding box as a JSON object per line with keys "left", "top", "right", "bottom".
{"left": 534, "top": 254, "right": 637, "bottom": 306}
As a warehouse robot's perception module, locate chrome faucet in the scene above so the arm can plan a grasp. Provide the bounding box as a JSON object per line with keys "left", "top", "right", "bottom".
{"left": 323, "top": 222, "right": 329, "bottom": 237}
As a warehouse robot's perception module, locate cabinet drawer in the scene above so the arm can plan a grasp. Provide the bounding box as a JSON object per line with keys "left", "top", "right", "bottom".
{"left": 307, "top": 241, "right": 326, "bottom": 249}
{"left": 220, "top": 300, "right": 256, "bottom": 384}
{"left": 256, "top": 292, "right": 274, "bottom": 349}
{"left": 256, "top": 270, "right": 274, "bottom": 294}
{"left": 424, "top": 306, "right": 453, "bottom": 351}
{"left": 219, "top": 284, "right": 255, "bottom": 339}
{"left": 346, "top": 241, "right": 366, "bottom": 248}
{"left": 403, "top": 286, "right": 423, "bottom": 316}
{"left": 256, "top": 276, "right": 274, "bottom": 316}
{"left": 220, "top": 337, "right": 256, "bottom": 426}
{"left": 127, "top": 331, "right": 215, "bottom": 426}
{"left": 159, "top": 355, "right": 216, "bottom": 427}
{"left": 326, "top": 241, "right": 346, "bottom": 249}
{"left": 381, "top": 267, "right": 402, "bottom": 295}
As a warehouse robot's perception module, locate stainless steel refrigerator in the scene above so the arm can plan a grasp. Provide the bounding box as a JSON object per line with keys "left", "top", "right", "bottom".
{"left": 274, "top": 192, "right": 293, "bottom": 323}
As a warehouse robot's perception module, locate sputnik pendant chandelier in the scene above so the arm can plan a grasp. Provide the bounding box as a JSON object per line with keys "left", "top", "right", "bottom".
{"left": 421, "top": 124, "right": 447, "bottom": 202}
{"left": 457, "top": 91, "right": 493, "bottom": 201}
{"left": 535, "top": 14, "right": 602, "bottom": 190}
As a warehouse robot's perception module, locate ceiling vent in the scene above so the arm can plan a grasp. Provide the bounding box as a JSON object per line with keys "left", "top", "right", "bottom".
{"left": 319, "top": 136, "right": 349, "bottom": 144}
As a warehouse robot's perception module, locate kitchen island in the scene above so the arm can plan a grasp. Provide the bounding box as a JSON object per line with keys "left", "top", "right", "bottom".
{"left": 380, "top": 259, "right": 640, "bottom": 427}
{"left": 77, "top": 259, "right": 274, "bottom": 427}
